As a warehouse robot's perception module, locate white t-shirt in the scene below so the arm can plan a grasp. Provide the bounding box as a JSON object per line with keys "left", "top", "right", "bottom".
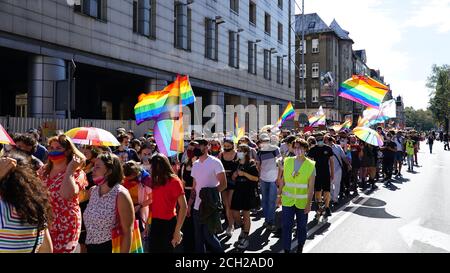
{"left": 191, "top": 156, "right": 225, "bottom": 210}
{"left": 331, "top": 144, "right": 346, "bottom": 173}
{"left": 394, "top": 136, "right": 404, "bottom": 151}
{"left": 257, "top": 144, "right": 281, "bottom": 182}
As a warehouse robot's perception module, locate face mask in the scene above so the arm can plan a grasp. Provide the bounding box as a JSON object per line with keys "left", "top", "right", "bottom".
{"left": 121, "top": 144, "right": 129, "bottom": 150}
{"left": 237, "top": 152, "right": 246, "bottom": 160}
{"left": 141, "top": 155, "right": 150, "bottom": 163}
{"left": 93, "top": 176, "right": 106, "bottom": 186}
{"left": 211, "top": 145, "right": 220, "bottom": 152}
{"left": 187, "top": 150, "right": 195, "bottom": 159}
{"left": 17, "top": 148, "right": 33, "bottom": 156}
{"left": 294, "top": 149, "right": 304, "bottom": 157}
{"left": 48, "top": 150, "right": 65, "bottom": 162}
{"left": 223, "top": 147, "right": 233, "bottom": 152}
{"left": 317, "top": 141, "right": 324, "bottom": 147}
{"left": 193, "top": 148, "right": 203, "bottom": 157}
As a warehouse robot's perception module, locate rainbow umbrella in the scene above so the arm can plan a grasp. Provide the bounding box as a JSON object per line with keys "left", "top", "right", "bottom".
{"left": 353, "top": 127, "right": 383, "bottom": 147}
{"left": 0, "top": 124, "right": 15, "bottom": 145}
{"left": 65, "top": 127, "right": 120, "bottom": 147}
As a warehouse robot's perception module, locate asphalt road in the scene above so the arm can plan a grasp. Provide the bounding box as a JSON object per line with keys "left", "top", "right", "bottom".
{"left": 221, "top": 141, "right": 450, "bottom": 253}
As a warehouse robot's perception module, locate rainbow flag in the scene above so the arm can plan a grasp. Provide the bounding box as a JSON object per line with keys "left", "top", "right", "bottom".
{"left": 275, "top": 102, "right": 295, "bottom": 128}
{"left": 308, "top": 106, "right": 326, "bottom": 127}
{"left": 331, "top": 119, "right": 352, "bottom": 132}
{"left": 233, "top": 113, "right": 245, "bottom": 144}
{"left": 134, "top": 75, "right": 195, "bottom": 125}
{"left": 339, "top": 75, "right": 389, "bottom": 109}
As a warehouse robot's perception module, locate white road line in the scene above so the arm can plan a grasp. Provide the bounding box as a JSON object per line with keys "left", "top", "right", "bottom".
{"left": 282, "top": 190, "right": 371, "bottom": 253}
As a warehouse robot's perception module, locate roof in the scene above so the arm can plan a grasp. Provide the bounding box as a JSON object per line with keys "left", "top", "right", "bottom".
{"left": 295, "top": 13, "right": 333, "bottom": 35}
{"left": 329, "top": 19, "right": 353, "bottom": 41}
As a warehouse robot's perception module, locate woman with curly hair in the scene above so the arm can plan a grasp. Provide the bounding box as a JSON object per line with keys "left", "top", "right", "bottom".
{"left": 38, "top": 134, "right": 87, "bottom": 253}
{"left": 0, "top": 151, "right": 53, "bottom": 253}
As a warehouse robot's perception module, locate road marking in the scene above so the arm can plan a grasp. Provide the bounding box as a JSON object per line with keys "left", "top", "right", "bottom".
{"left": 282, "top": 190, "right": 371, "bottom": 253}
{"left": 398, "top": 218, "right": 450, "bottom": 252}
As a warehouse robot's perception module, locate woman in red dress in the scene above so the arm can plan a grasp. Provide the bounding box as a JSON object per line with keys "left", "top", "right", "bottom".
{"left": 38, "top": 135, "right": 87, "bottom": 253}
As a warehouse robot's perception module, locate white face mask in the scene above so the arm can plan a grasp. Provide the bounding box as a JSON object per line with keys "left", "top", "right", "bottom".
{"left": 237, "top": 152, "right": 246, "bottom": 160}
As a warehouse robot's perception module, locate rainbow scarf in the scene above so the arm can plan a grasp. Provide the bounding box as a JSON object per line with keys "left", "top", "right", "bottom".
{"left": 339, "top": 75, "right": 389, "bottom": 109}
{"left": 48, "top": 151, "right": 66, "bottom": 163}
{"left": 134, "top": 75, "right": 196, "bottom": 125}
{"left": 276, "top": 102, "right": 295, "bottom": 128}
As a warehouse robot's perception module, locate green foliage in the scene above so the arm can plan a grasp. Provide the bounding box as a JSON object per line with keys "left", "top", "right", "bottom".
{"left": 405, "top": 107, "right": 435, "bottom": 131}
{"left": 428, "top": 65, "right": 450, "bottom": 131}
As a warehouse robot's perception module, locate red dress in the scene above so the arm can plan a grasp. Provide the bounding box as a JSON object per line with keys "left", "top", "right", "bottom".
{"left": 40, "top": 168, "right": 87, "bottom": 253}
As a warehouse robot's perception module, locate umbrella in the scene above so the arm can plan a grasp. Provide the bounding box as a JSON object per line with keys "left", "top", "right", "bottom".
{"left": 353, "top": 127, "right": 383, "bottom": 147}
{"left": 65, "top": 127, "right": 120, "bottom": 147}
{"left": 0, "top": 124, "right": 15, "bottom": 145}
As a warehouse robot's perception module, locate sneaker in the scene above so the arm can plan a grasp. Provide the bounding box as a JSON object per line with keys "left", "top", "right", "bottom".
{"left": 225, "top": 226, "right": 234, "bottom": 237}
{"left": 236, "top": 238, "right": 249, "bottom": 249}
{"left": 296, "top": 245, "right": 304, "bottom": 253}
{"left": 325, "top": 207, "right": 332, "bottom": 217}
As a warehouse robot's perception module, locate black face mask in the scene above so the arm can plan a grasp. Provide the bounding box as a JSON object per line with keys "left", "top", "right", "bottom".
{"left": 193, "top": 148, "right": 203, "bottom": 157}
{"left": 223, "top": 148, "right": 233, "bottom": 152}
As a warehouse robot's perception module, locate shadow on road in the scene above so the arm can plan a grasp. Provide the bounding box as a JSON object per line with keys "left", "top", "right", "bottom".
{"left": 343, "top": 206, "right": 399, "bottom": 219}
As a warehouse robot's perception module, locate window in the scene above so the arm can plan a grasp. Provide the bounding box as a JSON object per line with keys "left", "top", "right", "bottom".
{"left": 299, "top": 64, "right": 306, "bottom": 79}
{"left": 312, "top": 88, "right": 319, "bottom": 102}
{"left": 205, "top": 18, "right": 218, "bottom": 60}
{"left": 308, "top": 22, "right": 315, "bottom": 29}
{"left": 278, "top": 22, "right": 283, "bottom": 44}
{"left": 277, "top": 56, "right": 283, "bottom": 84}
{"left": 248, "top": 42, "right": 257, "bottom": 74}
{"left": 174, "top": 2, "right": 191, "bottom": 50}
{"left": 299, "top": 88, "right": 306, "bottom": 102}
{"left": 133, "top": 0, "right": 156, "bottom": 38}
{"left": 249, "top": 1, "right": 256, "bottom": 25}
{"left": 299, "top": 39, "right": 306, "bottom": 54}
{"left": 230, "top": 0, "right": 239, "bottom": 14}
{"left": 229, "top": 31, "right": 239, "bottom": 68}
{"left": 74, "top": 0, "right": 107, "bottom": 21}
{"left": 312, "top": 63, "right": 319, "bottom": 78}
{"left": 312, "top": 38, "right": 319, "bottom": 53}
{"left": 278, "top": 0, "right": 283, "bottom": 9}
{"left": 264, "top": 13, "right": 271, "bottom": 35}
{"left": 264, "top": 49, "right": 272, "bottom": 80}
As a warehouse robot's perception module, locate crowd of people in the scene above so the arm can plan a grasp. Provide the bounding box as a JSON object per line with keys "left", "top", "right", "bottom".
{"left": 0, "top": 125, "right": 441, "bottom": 253}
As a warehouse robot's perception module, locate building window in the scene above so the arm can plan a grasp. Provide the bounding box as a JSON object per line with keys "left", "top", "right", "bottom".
{"left": 229, "top": 31, "right": 239, "bottom": 68}
{"left": 299, "top": 64, "right": 306, "bottom": 79}
{"left": 205, "top": 18, "right": 218, "bottom": 60}
{"left": 299, "top": 39, "right": 306, "bottom": 54}
{"left": 299, "top": 88, "right": 306, "bottom": 102}
{"left": 312, "top": 88, "right": 319, "bottom": 102}
{"left": 249, "top": 1, "right": 256, "bottom": 26}
{"left": 312, "top": 38, "right": 319, "bottom": 53}
{"left": 174, "top": 2, "right": 191, "bottom": 51}
{"left": 278, "top": 0, "right": 283, "bottom": 9}
{"left": 264, "top": 49, "right": 272, "bottom": 80}
{"left": 133, "top": 0, "right": 156, "bottom": 38}
{"left": 277, "top": 56, "right": 283, "bottom": 84}
{"left": 312, "top": 63, "right": 319, "bottom": 78}
{"left": 248, "top": 41, "right": 257, "bottom": 74}
{"left": 264, "top": 13, "right": 271, "bottom": 35}
{"left": 74, "top": 0, "right": 107, "bottom": 21}
{"left": 230, "top": 0, "right": 239, "bottom": 14}
{"left": 278, "top": 22, "right": 283, "bottom": 44}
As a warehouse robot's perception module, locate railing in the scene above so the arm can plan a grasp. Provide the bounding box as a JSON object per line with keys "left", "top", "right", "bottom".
{"left": 0, "top": 116, "right": 153, "bottom": 138}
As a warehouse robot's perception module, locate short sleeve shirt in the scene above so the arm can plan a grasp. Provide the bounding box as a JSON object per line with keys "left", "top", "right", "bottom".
{"left": 151, "top": 177, "right": 184, "bottom": 220}
{"left": 191, "top": 156, "right": 225, "bottom": 210}
{"left": 307, "top": 145, "right": 334, "bottom": 179}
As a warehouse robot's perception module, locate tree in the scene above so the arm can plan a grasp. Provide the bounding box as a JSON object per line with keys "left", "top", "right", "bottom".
{"left": 405, "top": 107, "right": 435, "bottom": 131}
{"left": 427, "top": 65, "right": 450, "bottom": 132}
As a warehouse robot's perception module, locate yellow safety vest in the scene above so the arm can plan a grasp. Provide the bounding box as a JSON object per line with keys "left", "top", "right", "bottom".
{"left": 282, "top": 157, "right": 316, "bottom": 209}
{"left": 405, "top": 140, "right": 414, "bottom": 155}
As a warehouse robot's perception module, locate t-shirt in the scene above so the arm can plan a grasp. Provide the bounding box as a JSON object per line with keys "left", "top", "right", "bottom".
{"left": 191, "top": 156, "right": 225, "bottom": 210}
{"left": 257, "top": 145, "right": 281, "bottom": 182}
{"left": 331, "top": 144, "right": 346, "bottom": 172}
{"left": 151, "top": 177, "right": 184, "bottom": 220}
{"left": 394, "top": 136, "right": 404, "bottom": 152}
{"left": 307, "top": 145, "right": 334, "bottom": 179}
{"left": 350, "top": 144, "right": 361, "bottom": 168}
{"left": 33, "top": 144, "right": 48, "bottom": 163}
{"left": 235, "top": 162, "right": 259, "bottom": 184}
{"left": 382, "top": 140, "right": 397, "bottom": 160}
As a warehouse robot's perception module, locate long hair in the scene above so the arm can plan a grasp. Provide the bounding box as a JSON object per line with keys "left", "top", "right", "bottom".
{"left": 151, "top": 153, "right": 178, "bottom": 188}
{"left": 96, "top": 153, "right": 124, "bottom": 188}
{"left": 0, "top": 151, "right": 52, "bottom": 230}
{"left": 43, "top": 134, "right": 86, "bottom": 177}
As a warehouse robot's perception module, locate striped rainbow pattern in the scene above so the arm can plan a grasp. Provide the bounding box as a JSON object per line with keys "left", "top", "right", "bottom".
{"left": 339, "top": 75, "right": 389, "bottom": 109}
{"left": 0, "top": 124, "right": 15, "bottom": 145}
{"left": 0, "top": 199, "right": 43, "bottom": 253}
{"left": 276, "top": 102, "right": 295, "bottom": 128}
{"left": 134, "top": 75, "right": 196, "bottom": 125}
{"left": 154, "top": 119, "right": 179, "bottom": 157}
{"left": 111, "top": 220, "right": 144, "bottom": 253}
{"left": 308, "top": 114, "right": 326, "bottom": 127}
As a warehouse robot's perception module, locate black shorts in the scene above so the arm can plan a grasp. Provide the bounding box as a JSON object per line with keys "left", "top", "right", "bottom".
{"left": 231, "top": 182, "right": 259, "bottom": 211}
{"left": 314, "top": 175, "right": 331, "bottom": 192}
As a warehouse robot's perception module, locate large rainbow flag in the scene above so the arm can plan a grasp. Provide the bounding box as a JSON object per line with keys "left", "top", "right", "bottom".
{"left": 134, "top": 75, "right": 195, "bottom": 125}
{"left": 308, "top": 106, "right": 326, "bottom": 127}
{"left": 233, "top": 113, "right": 245, "bottom": 144}
{"left": 275, "top": 102, "right": 295, "bottom": 128}
{"left": 339, "top": 75, "right": 389, "bottom": 109}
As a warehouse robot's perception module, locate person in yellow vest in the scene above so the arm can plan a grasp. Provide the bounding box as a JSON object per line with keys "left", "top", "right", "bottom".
{"left": 277, "top": 138, "right": 316, "bottom": 253}
{"left": 405, "top": 134, "right": 415, "bottom": 172}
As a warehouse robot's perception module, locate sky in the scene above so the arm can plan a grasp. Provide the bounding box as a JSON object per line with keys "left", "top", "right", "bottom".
{"left": 295, "top": 0, "right": 450, "bottom": 110}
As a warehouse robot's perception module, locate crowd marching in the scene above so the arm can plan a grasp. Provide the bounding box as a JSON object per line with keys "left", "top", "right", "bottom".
{"left": 0, "top": 125, "right": 447, "bottom": 253}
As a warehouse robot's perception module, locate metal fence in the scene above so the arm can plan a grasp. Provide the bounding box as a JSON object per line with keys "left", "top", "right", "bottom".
{"left": 0, "top": 116, "right": 153, "bottom": 138}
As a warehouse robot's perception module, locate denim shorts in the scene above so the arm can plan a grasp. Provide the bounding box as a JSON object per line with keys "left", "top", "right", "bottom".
{"left": 395, "top": 151, "right": 404, "bottom": 161}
